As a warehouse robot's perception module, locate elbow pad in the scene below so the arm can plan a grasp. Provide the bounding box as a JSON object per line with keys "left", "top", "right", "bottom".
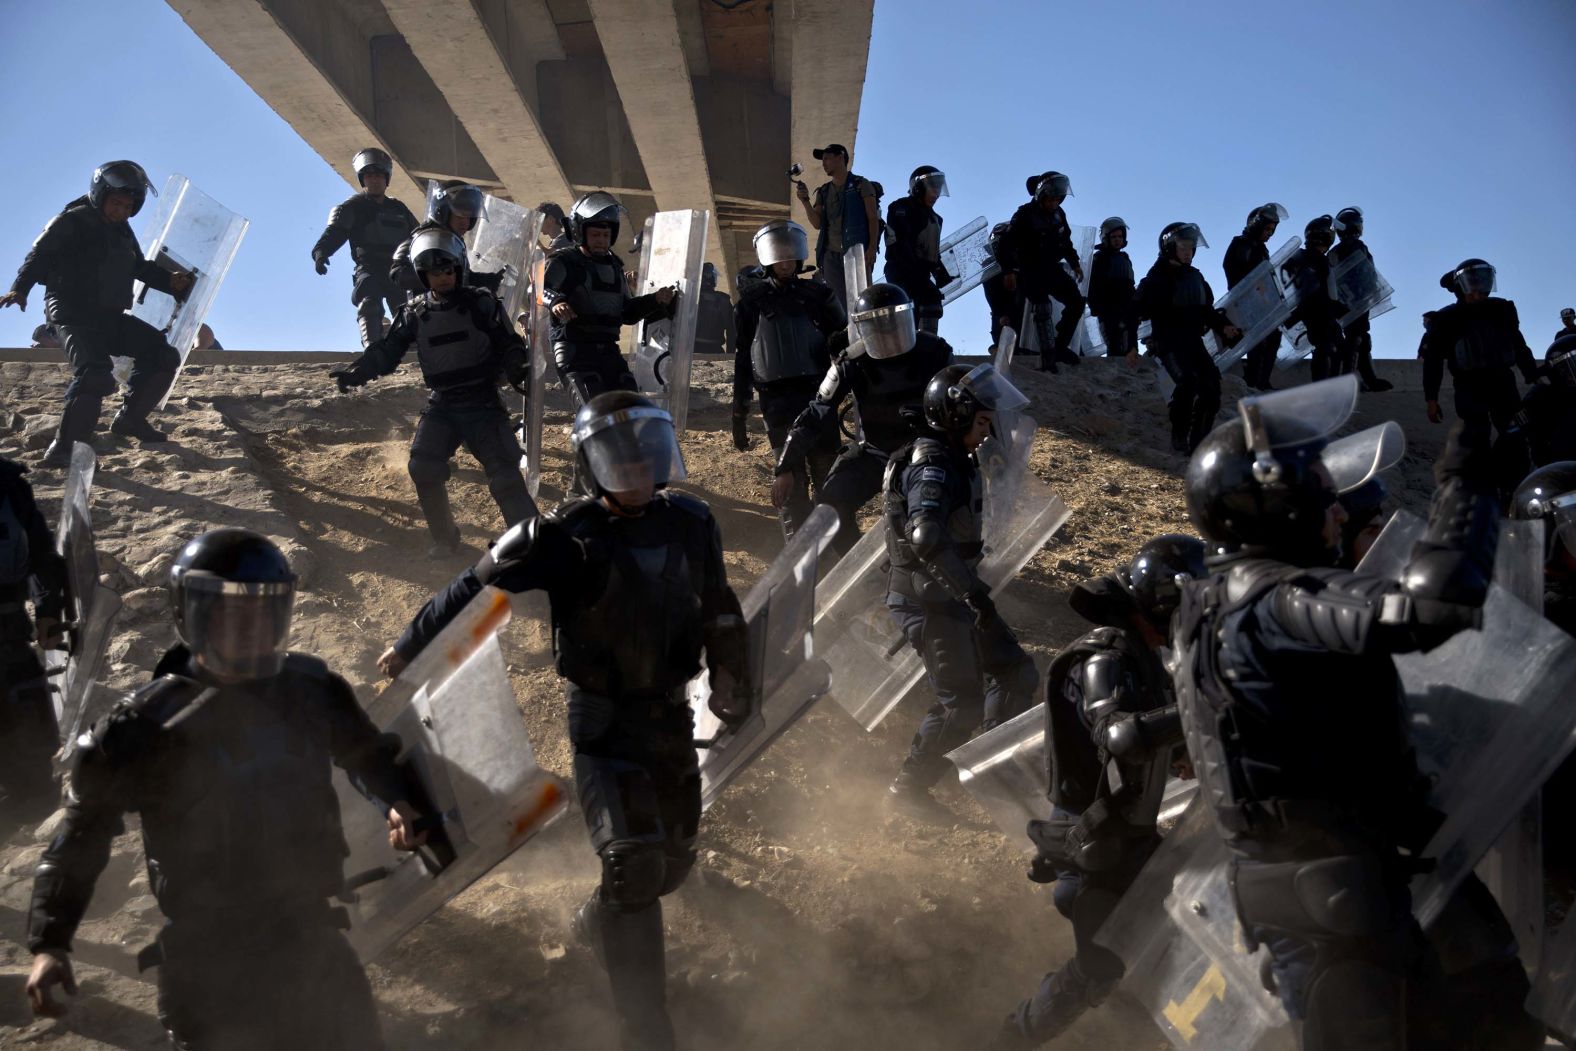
{"left": 1106, "top": 706, "right": 1183, "bottom": 760}
{"left": 1269, "top": 576, "right": 1399, "bottom": 656}
{"left": 912, "top": 523, "right": 984, "bottom": 600}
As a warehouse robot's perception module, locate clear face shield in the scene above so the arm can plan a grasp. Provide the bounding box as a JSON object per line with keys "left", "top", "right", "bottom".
{"left": 1238, "top": 374, "right": 1360, "bottom": 484}
{"left": 1034, "top": 174, "right": 1073, "bottom": 202}
{"left": 445, "top": 185, "right": 487, "bottom": 221}
{"left": 912, "top": 171, "right": 949, "bottom": 198}
{"left": 1453, "top": 263, "right": 1497, "bottom": 297}
{"left": 573, "top": 406, "right": 688, "bottom": 494}
{"left": 754, "top": 223, "right": 809, "bottom": 267}
{"left": 1166, "top": 223, "right": 1210, "bottom": 251}
{"left": 955, "top": 363, "right": 1029, "bottom": 415}
{"left": 850, "top": 300, "right": 918, "bottom": 360}
{"left": 96, "top": 162, "right": 155, "bottom": 215}
{"left": 177, "top": 574, "right": 296, "bottom": 680}
{"left": 1334, "top": 207, "right": 1363, "bottom": 234}
{"left": 1319, "top": 421, "right": 1406, "bottom": 494}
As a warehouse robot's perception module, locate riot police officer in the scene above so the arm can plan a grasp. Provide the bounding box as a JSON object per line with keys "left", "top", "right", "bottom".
{"left": 542, "top": 192, "right": 676, "bottom": 408}
{"left": 1514, "top": 333, "right": 1576, "bottom": 467}
{"left": 330, "top": 229, "right": 537, "bottom": 557}
{"left": 2, "top": 161, "right": 191, "bottom": 467}
{"left": 1223, "top": 202, "right": 1289, "bottom": 390}
{"left": 1133, "top": 222, "right": 1241, "bottom": 453}
{"left": 310, "top": 148, "right": 419, "bottom": 348}
{"left": 1172, "top": 377, "right": 1504, "bottom": 1051}
{"left": 1423, "top": 259, "right": 1541, "bottom": 476}
{"left": 1511, "top": 459, "right": 1576, "bottom": 634}
{"left": 1557, "top": 307, "right": 1575, "bottom": 344}
{"left": 1001, "top": 173, "right": 1085, "bottom": 372}
{"left": 884, "top": 364, "right": 1039, "bottom": 813}
{"left": 1330, "top": 207, "right": 1393, "bottom": 392}
{"left": 378, "top": 392, "right": 750, "bottom": 1051}
{"left": 0, "top": 455, "right": 67, "bottom": 823}
{"left": 1087, "top": 217, "right": 1137, "bottom": 359}
{"left": 991, "top": 536, "right": 1206, "bottom": 1047}
{"left": 731, "top": 220, "right": 847, "bottom": 538}
{"left": 982, "top": 222, "right": 1018, "bottom": 349}
{"left": 694, "top": 262, "right": 734, "bottom": 358}
{"left": 772, "top": 282, "right": 954, "bottom": 556}
{"left": 882, "top": 166, "right": 955, "bottom": 334}
{"left": 24, "top": 529, "right": 426, "bottom": 1046}
{"left": 388, "top": 181, "right": 502, "bottom": 297}
{"left": 1283, "top": 215, "right": 1350, "bottom": 381}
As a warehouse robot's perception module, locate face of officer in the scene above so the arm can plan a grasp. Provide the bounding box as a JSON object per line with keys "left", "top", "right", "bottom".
{"left": 100, "top": 191, "right": 137, "bottom": 224}
{"left": 543, "top": 214, "right": 563, "bottom": 238}
{"left": 1173, "top": 239, "right": 1197, "bottom": 267}
{"left": 1312, "top": 462, "right": 1350, "bottom": 557}
{"left": 582, "top": 225, "right": 613, "bottom": 255}
{"left": 426, "top": 265, "right": 459, "bottom": 296}
{"left": 1105, "top": 228, "right": 1127, "bottom": 250}
{"left": 447, "top": 211, "right": 477, "bottom": 236}
{"left": 1256, "top": 221, "right": 1277, "bottom": 244}
{"left": 962, "top": 410, "right": 995, "bottom": 453}
{"left": 769, "top": 260, "right": 799, "bottom": 282}
{"left": 362, "top": 171, "right": 389, "bottom": 198}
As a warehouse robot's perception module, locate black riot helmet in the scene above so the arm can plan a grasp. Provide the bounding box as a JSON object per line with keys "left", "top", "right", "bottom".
{"left": 1034, "top": 172, "right": 1073, "bottom": 202}
{"left": 1185, "top": 375, "right": 1399, "bottom": 563}
{"left": 986, "top": 222, "right": 1011, "bottom": 262}
{"left": 409, "top": 228, "right": 468, "bottom": 288}
{"left": 353, "top": 148, "right": 393, "bottom": 187}
{"left": 850, "top": 283, "right": 918, "bottom": 360}
{"left": 1245, "top": 202, "right": 1289, "bottom": 234}
{"left": 1446, "top": 258, "right": 1496, "bottom": 298}
{"left": 1510, "top": 461, "right": 1576, "bottom": 569}
{"left": 570, "top": 391, "right": 686, "bottom": 505}
{"left": 1099, "top": 217, "right": 1128, "bottom": 246}
{"left": 431, "top": 182, "right": 487, "bottom": 231}
{"left": 921, "top": 363, "right": 1029, "bottom": 437}
{"left": 1545, "top": 333, "right": 1576, "bottom": 389}
{"left": 702, "top": 262, "right": 719, "bottom": 291}
{"left": 1125, "top": 534, "right": 1208, "bottom": 628}
{"left": 1334, "top": 206, "right": 1364, "bottom": 237}
{"left": 1158, "top": 222, "right": 1209, "bottom": 260}
{"left": 909, "top": 165, "right": 949, "bottom": 198}
{"left": 1304, "top": 214, "right": 1336, "bottom": 250}
{"left": 753, "top": 219, "right": 809, "bottom": 269}
{"left": 89, "top": 160, "right": 156, "bottom": 217}
{"left": 570, "top": 191, "right": 626, "bottom": 248}
{"left": 169, "top": 529, "right": 297, "bottom": 680}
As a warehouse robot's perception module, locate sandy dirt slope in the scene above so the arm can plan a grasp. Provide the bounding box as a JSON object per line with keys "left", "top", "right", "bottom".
{"left": 0, "top": 351, "right": 1438, "bottom": 1050}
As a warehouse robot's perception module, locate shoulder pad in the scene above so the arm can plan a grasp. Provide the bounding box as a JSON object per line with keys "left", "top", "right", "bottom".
{"left": 551, "top": 496, "right": 604, "bottom": 527}
{"left": 1223, "top": 559, "right": 1296, "bottom": 604}
{"left": 909, "top": 437, "right": 949, "bottom": 466}
{"left": 492, "top": 515, "right": 546, "bottom": 563}
{"left": 660, "top": 490, "right": 713, "bottom": 522}
{"left": 1081, "top": 625, "right": 1125, "bottom": 651}
{"left": 1080, "top": 650, "right": 1127, "bottom": 699}
{"left": 122, "top": 674, "right": 207, "bottom": 728}
{"left": 281, "top": 652, "right": 332, "bottom": 683}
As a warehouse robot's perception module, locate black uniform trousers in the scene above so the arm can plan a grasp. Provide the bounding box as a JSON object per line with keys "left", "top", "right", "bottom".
{"left": 818, "top": 444, "right": 892, "bottom": 556}
{"left": 760, "top": 378, "right": 839, "bottom": 539}
{"left": 351, "top": 265, "right": 403, "bottom": 349}
{"left": 55, "top": 312, "right": 180, "bottom": 444}
{"left": 1025, "top": 267, "right": 1085, "bottom": 358}
{"left": 1155, "top": 341, "right": 1222, "bottom": 450}
{"left": 0, "top": 631, "right": 59, "bottom": 822}
{"left": 407, "top": 400, "right": 537, "bottom": 541}
{"left": 555, "top": 341, "right": 639, "bottom": 410}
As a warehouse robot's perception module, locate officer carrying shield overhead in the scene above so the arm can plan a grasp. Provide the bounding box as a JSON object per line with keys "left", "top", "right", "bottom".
{"left": 378, "top": 392, "right": 751, "bottom": 1051}
{"left": 731, "top": 220, "right": 848, "bottom": 539}
{"left": 772, "top": 282, "right": 954, "bottom": 556}
{"left": 1223, "top": 203, "right": 1289, "bottom": 390}
{"left": 2, "top": 161, "right": 192, "bottom": 467}
{"left": 1133, "top": 222, "right": 1241, "bottom": 453}
{"left": 0, "top": 455, "right": 68, "bottom": 824}
{"left": 883, "top": 166, "right": 956, "bottom": 334}
{"left": 310, "top": 148, "right": 419, "bottom": 349}
{"left": 1171, "top": 376, "right": 1507, "bottom": 1051}
{"left": 1330, "top": 207, "right": 1394, "bottom": 392}
{"left": 884, "top": 364, "right": 1040, "bottom": 815}
{"left": 329, "top": 229, "right": 536, "bottom": 557}
{"left": 989, "top": 536, "right": 1206, "bottom": 1048}
{"left": 1000, "top": 173, "right": 1085, "bottom": 372}
{"left": 24, "top": 529, "right": 427, "bottom": 1047}
{"left": 389, "top": 182, "right": 502, "bottom": 298}
{"left": 543, "top": 192, "right": 677, "bottom": 408}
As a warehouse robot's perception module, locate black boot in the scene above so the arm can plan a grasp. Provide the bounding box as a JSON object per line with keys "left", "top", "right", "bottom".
{"left": 592, "top": 896, "right": 675, "bottom": 1051}
{"left": 110, "top": 377, "right": 173, "bottom": 443}
{"left": 414, "top": 481, "right": 462, "bottom": 558}
{"left": 888, "top": 758, "right": 954, "bottom": 821}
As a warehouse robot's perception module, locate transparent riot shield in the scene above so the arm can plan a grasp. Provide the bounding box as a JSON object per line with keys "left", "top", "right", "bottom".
{"left": 520, "top": 244, "right": 552, "bottom": 497}
{"left": 1273, "top": 249, "right": 1367, "bottom": 368}
{"left": 337, "top": 586, "right": 569, "bottom": 962}
{"left": 1332, "top": 250, "right": 1394, "bottom": 331}
{"left": 1205, "top": 237, "right": 1303, "bottom": 372}
{"left": 44, "top": 443, "right": 124, "bottom": 757}
{"left": 689, "top": 505, "right": 838, "bottom": 809}
{"left": 1093, "top": 797, "right": 1296, "bottom": 1050}
{"left": 633, "top": 210, "right": 710, "bottom": 435}
{"left": 120, "top": 175, "right": 248, "bottom": 407}
{"left": 819, "top": 416, "right": 1070, "bottom": 730}
{"left": 937, "top": 216, "right": 996, "bottom": 305}
{"left": 469, "top": 197, "right": 538, "bottom": 326}
{"left": 992, "top": 326, "right": 1018, "bottom": 372}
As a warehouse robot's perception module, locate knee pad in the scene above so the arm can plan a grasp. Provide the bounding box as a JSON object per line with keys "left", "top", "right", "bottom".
{"left": 600, "top": 840, "right": 667, "bottom": 911}
{"left": 407, "top": 456, "right": 451, "bottom": 487}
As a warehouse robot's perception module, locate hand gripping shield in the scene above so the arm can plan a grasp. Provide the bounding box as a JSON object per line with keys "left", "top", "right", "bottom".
{"left": 335, "top": 587, "right": 568, "bottom": 961}
{"left": 819, "top": 415, "right": 1069, "bottom": 730}
{"left": 119, "top": 175, "right": 248, "bottom": 406}
{"left": 689, "top": 505, "right": 838, "bottom": 809}
{"left": 1091, "top": 797, "right": 1296, "bottom": 1050}
{"left": 633, "top": 209, "right": 710, "bottom": 434}
{"left": 44, "top": 443, "right": 125, "bottom": 757}
{"left": 1205, "top": 236, "right": 1303, "bottom": 371}
{"left": 936, "top": 216, "right": 995, "bottom": 306}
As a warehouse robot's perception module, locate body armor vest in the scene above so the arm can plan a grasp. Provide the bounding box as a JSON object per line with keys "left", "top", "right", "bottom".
{"left": 1443, "top": 300, "right": 1519, "bottom": 373}
{"left": 848, "top": 335, "right": 952, "bottom": 454}
{"left": 413, "top": 292, "right": 498, "bottom": 394}
{"left": 352, "top": 198, "right": 413, "bottom": 262}
{"left": 750, "top": 287, "right": 828, "bottom": 384}
{"left": 882, "top": 438, "right": 984, "bottom": 574}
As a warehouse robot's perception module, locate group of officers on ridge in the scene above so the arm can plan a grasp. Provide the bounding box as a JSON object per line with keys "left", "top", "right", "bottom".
{"left": 1, "top": 154, "right": 1574, "bottom": 1050}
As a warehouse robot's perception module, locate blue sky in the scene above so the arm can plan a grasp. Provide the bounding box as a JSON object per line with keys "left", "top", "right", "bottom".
{"left": 1, "top": 0, "right": 1572, "bottom": 357}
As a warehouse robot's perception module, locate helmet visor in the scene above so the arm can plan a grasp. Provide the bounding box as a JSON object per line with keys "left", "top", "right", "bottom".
{"left": 1334, "top": 206, "right": 1363, "bottom": 232}
{"left": 912, "top": 171, "right": 949, "bottom": 197}
{"left": 1454, "top": 263, "right": 1496, "bottom": 296}
{"left": 446, "top": 185, "right": 487, "bottom": 220}
{"left": 179, "top": 573, "right": 295, "bottom": 680}
{"left": 353, "top": 149, "right": 392, "bottom": 175}
{"left": 1255, "top": 203, "right": 1290, "bottom": 226}
{"left": 1547, "top": 347, "right": 1576, "bottom": 388}
{"left": 410, "top": 228, "right": 466, "bottom": 272}
{"left": 850, "top": 301, "right": 917, "bottom": 359}
{"left": 1168, "top": 223, "right": 1209, "bottom": 250}
{"left": 99, "top": 162, "right": 155, "bottom": 198}
{"left": 1034, "top": 174, "right": 1073, "bottom": 200}
{"left": 956, "top": 363, "right": 1029, "bottom": 414}
{"left": 1320, "top": 421, "right": 1406, "bottom": 494}
{"left": 1239, "top": 374, "right": 1359, "bottom": 451}
{"left": 754, "top": 223, "right": 809, "bottom": 266}
{"left": 574, "top": 406, "right": 687, "bottom": 493}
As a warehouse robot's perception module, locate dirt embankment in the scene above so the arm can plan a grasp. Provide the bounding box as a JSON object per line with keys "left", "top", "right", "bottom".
{"left": 0, "top": 352, "right": 1437, "bottom": 1049}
